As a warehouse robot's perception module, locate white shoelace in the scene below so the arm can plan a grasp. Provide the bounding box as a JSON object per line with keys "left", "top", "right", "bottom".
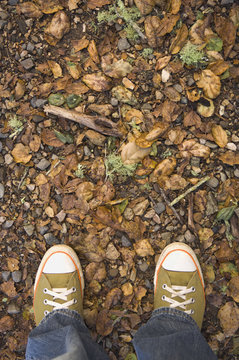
{"left": 43, "top": 287, "right": 77, "bottom": 316}
{"left": 162, "top": 284, "right": 195, "bottom": 314}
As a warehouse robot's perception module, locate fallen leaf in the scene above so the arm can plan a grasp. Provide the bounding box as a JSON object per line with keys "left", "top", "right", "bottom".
{"left": 186, "top": 89, "right": 200, "bottom": 102}
{"left": 197, "top": 98, "right": 215, "bottom": 118}
{"left": 160, "top": 100, "right": 181, "bottom": 122}
{"left": 134, "top": 0, "right": 155, "bottom": 15}
{"left": 168, "top": 0, "right": 181, "bottom": 15}
{"left": 66, "top": 61, "right": 81, "bottom": 80}
{"left": 218, "top": 302, "right": 239, "bottom": 337}
{"left": 145, "top": 122, "right": 169, "bottom": 141}
{"left": 219, "top": 152, "right": 239, "bottom": 166}
{"left": 96, "top": 310, "right": 114, "bottom": 336}
{"left": 106, "top": 243, "right": 120, "bottom": 260}
{"left": 207, "top": 60, "right": 229, "bottom": 76}
{"left": 195, "top": 70, "right": 221, "bottom": 99}
{"left": 0, "top": 316, "right": 14, "bottom": 333}
{"left": 1, "top": 280, "right": 17, "bottom": 298}
{"left": 44, "top": 11, "right": 70, "bottom": 45}
{"left": 12, "top": 143, "right": 32, "bottom": 164}
{"left": 68, "top": 0, "right": 79, "bottom": 10}
{"left": 228, "top": 277, "right": 239, "bottom": 303}
{"left": 18, "top": 2, "right": 42, "bottom": 18}
{"left": 214, "top": 15, "right": 237, "bottom": 58}
{"left": 111, "top": 86, "right": 137, "bottom": 105}
{"left": 122, "top": 282, "right": 133, "bottom": 296}
{"left": 35, "top": 174, "right": 49, "bottom": 186}
{"left": 88, "top": 104, "right": 113, "bottom": 117}
{"left": 72, "top": 37, "right": 89, "bottom": 52}
{"left": 47, "top": 60, "right": 62, "bottom": 78}
{"left": 152, "top": 157, "right": 176, "bottom": 179}
{"left": 48, "top": 93, "right": 65, "bottom": 106}
{"left": 145, "top": 14, "right": 180, "bottom": 48}
{"left": 125, "top": 109, "right": 144, "bottom": 123}
{"left": 65, "top": 82, "right": 89, "bottom": 95}
{"left": 168, "top": 128, "right": 187, "bottom": 144}
{"left": 212, "top": 125, "right": 228, "bottom": 148}
{"left": 134, "top": 286, "right": 147, "bottom": 301}
{"left": 41, "top": 128, "right": 64, "bottom": 147}
{"left": 179, "top": 139, "right": 210, "bottom": 158}
{"left": 14, "top": 80, "right": 26, "bottom": 100}
{"left": 7, "top": 257, "right": 19, "bottom": 272}
{"left": 121, "top": 142, "right": 151, "bottom": 165}
{"left": 87, "top": 0, "right": 111, "bottom": 9}
{"left": 165, "top": 174, "right": 188, "bottom": 190}
{"left": 164, "top": 87, "right": 181, "bottom": 102}
{"left": 198, "top": 228, "right": 214, "bottom": 242}
{"left": 88, "top": 40, "right": 100, "bottom": 64}
{"left": 183, "top": 111, "right": 201, "bottom": 128}
{"left": 155, "top": 56, "right": 171, "bottom": 71}
{"left": 170, "top": 23, "right": 188, "bottom": 54}
{"left": 36, "top": 62, "right": 51, "bottom": 75}
{"left": 82, "top": 73, "right": 112, "bottom": 91}
{"left": 134, "top": 239, "right": 154, "bottom": 257}
{"left": 102, "top": 57, "right": 132, "bottom": 78}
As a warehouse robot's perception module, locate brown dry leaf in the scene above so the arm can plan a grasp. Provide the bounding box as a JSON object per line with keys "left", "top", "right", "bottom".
{"left": 155, "top": 56, "right": 171, "bottom": 71}
{"left": 168, "top": 0, "right": 181, "bottom": 15}
{"left": 121, "top": 141, "right": 151, "bottom": 165}
{"left": 36, "top": 62, "right": 51, "bottom": 75}
{"left": 14, "top": 80, "right": 26, "bottom": 100}
{"left": 135, "top": 133, "right": 154, "bottom": 148}
{"left": 96, "top": 310, "right": 114, "bottom": 336}
{"left": 35, "top": 173, "right": 48, "bottom": 186}
{"left": 179, "top": 139, "right": 210, "bottom": 158}
{"left": 146, "top": 122, "right": 169, "bottom": 141}
{"left": 197, "top": 98, "right": 215, "bottom": 118}
{"left": 88, "top": 40, "right": 100, "bottom": 64}
{"left": 72, "top": 37, "right": 89, "bottom": 52}
{"left": 214, "top": 15, "right": 237, "bottom": 58}
{"left": 152, "top": 157, "right": 176, "bottom": 179}
{"left": 160, "top": 100, "right": 181, "bottom": 122}
{"left": 37, "top": 0, "right": 63, "bottom": 13}
{"left": 135, "top": 286, "right": 147, "bottom": 301}
{"left": 18, "top": 2, "right": 43, "bottom": 18}
{"left": 189, "top": 19, "right": 207, "bottom": 45}
{"left": 44, "top": 11, "right": 70, "bottom": 45}
{"left": 66, "top": 62, "right": 81, "bottom": 80}
{"left": 101, "top": 55, "right": 133, "bottom": 78}
{"left": 65, "top": 82, "right": 89, "bottom": 95}
{"left": 134, "top": 239, "right": 154, "bottom": 257}
{"left": 211, "top": 125, "right": 228, "bottom": 148}
{"left": 145, "top": 14, "right": 180, "bottom": 48}
{"left": 76, "top": 182, "right": 95, "bottom": 201}
{"left": 104, "top": 288, "right": 122, "bottom": 309}
{"left": 125, "top": 109, "right": 144, "bottom": 123}
{"left": 165, "top": 174, "right": 188, "bottom": 190}
{"left": 219, "top": 152, "right": 239, "bottom": 166}
{"left": 186, "top": 89, "right": 200, "bottom": 102}
{"left": 7, "top": 257, "right": 19, "bottom": 272}
{"left": 218, "top": 302, "right": 239, "bottom": 337}
{"left": 1, "top": 280, "right": 17, "bottom": 298}
{"left": 170, "top": 23, "right": 188, "bottom": 54}
{"left": 41, "top": 128, "right": 64, "bottom": 147}
{"left": 207, "top": 60, "right": 229, "bottom": 76}
{"left": 87, "top": 0, "right": 111, "bottom": 9}
{"left": 122, "top": 282, "right": 133, "bottom": 296}
{"left": 12, "top": 143, "right": 32, "bottom": 164}
{"left": 38, "top": 83, "right": 53, "bottom": 97}
{"left": 198, "top": 228, "right": 214, "bottom": 242}
{"left": 88, "top": 104, "right": 113, "bottom": 117}
{"left": 134, "top": 0, "right": 155, "bottom": 15}
{"left": 68, "top": 0, "right": 79, "bottom": 10}
{"left": 47, "top": 60, "right": 62, "bottom": 78}
{"left": 183, "top": 111, "right": 201, "bottom": 128}
{"left": 168, "top": 128, "right": 187, "bottom": 145}
{"left": 228, "top": 277, "right": 239, "bottom": 303}
{"left": 164, "top": 87, "right": 181, "bottom": 102}
{"left": 195, "top": 70, "right": 221, "bottom": 99}
{"left": 82, "top": 73, "right": 112, "bottom": 91}
{"left": 29, "top": 135, "right": 41, "bottom": 152}
{"left": 0, "top": 316, "right": 14, "bottom": 333}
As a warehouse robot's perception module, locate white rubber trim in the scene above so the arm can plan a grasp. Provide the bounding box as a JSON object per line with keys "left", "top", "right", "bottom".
{"left": 154, "top": 242, "right": 204, "bottom": 290}
{"left": 34, "top": 245, "right": 84, "bottom": 292}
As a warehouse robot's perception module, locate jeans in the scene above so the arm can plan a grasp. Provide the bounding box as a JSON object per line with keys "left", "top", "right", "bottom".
{"left": 26, "top": 308, "right": 217, "bottom": 360}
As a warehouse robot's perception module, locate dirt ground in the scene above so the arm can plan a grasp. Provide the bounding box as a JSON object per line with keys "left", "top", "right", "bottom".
{"left": 0, "top": 0, "right": 239, "bottom": 359}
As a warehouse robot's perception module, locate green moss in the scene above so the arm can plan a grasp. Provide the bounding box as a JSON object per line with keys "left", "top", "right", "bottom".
{"left": 105, "top": 152, "right": 137, "bottom": 181}
{"left": 8, "top": 115, "right": 24, "bottom": 138}
{"left": 75, "top": 164, "right": 85, "bottom": 178}
{"left": 141, "top": 48, "right": 154, "bottom": 58}
{"left": 179, "top": 42, "right": 207, "bottom": 68}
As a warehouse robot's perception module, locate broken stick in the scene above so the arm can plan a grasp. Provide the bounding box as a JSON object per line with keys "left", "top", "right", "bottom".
{"left": 44, "top": 105, "right": 123, "bottom": 138}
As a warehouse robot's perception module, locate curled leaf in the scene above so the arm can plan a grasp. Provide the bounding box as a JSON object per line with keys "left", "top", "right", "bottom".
{"left": 216, "top": 205, "right": 237, "bottom": 222}
{"left": 121, "top": 142, "right": 151, "bottom": 165}
{"left": 195, "top": 70, "right": 221, "bottom": 99}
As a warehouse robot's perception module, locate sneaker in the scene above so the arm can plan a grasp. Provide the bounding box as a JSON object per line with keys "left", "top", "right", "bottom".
{"left": 154, "top": 242, "right": 205, "bottom": 329}
{"left": 33, "top": 244, "right": 84, "bottom": 326}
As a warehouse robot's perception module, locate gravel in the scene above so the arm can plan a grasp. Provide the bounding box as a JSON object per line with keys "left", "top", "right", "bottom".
{"left": 39, "top": 226, "right": 49, "bottom": 235}
{"left": 0, "top": 183, "right": 4, "bottom": 198}
{"left": 234, "top": 169, "right": 239, "bottom": 178}
{"left": 30, "top": 97, "right": 47, "bottom": 108}
{"left": 5, "top": 154, "right": 13, "bottom": 165}
{"left": 20, "top": 58, "right": 34, "bottom": 70}
{"left": 12, "top": 270, "right": 22, "bottom": 283}
{"left": 8, "top": 0, "right": 19, "bottom": 5}
{"left": 7, "top": 303, "right": 20, "bottom": 314}
{"left": 207, "top": 177, "right": 219, "bottom": 188}
{"left": 0, "top": 141, "right": 2, "bottom": 152}
{"left": 2, "top": 271, "right": 10, "bottom": 281}
{"left": 26, "top": 42, "right": 34, "bottom": 53}
{"left": 121, "top": 235, "right": 131, "bottom": 247}
{"left": 44, "top": 233, "right": 59, "bottom": 245}
{"left": 139, "top": 261, "right": 149, "bottom": 272}
{"left": 3, "top": 220, "right": 14, "bottom": 229}
{"left": 110, "top": 98, "right": 118, "bottom": 106}
{"left": 118, "top": 38, "right": 130, "bottom": 51}
{"left": 154, "top": 202, "right": 166, "bottom": 215}
{"left": 36, "top": 158, "right": 51, "bottom": 170}
{"left": 24, "top": 224, "right": 35, "bottom": 236}
{"left": 0, "top": 20, "right": 7, "bottom": 30}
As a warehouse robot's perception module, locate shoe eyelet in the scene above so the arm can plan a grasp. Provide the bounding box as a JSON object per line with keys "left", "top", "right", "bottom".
{"left": 191, "top": 298, "right": 195, "bottom": 304}
{"left": 162, "top": 295, "right": 166, "bottom": 301}
{"left": 44, "top": 310, "right": 49, "bottom": 316}
{"left": 72, "top": 287, "right": 76, "bottom": 292}
{"left": 43, "top": 288, "right": 48, "bottom": 294}
{"left": 191, "top": 287, "right": 195, "bottom": 292}
{"left": 73, "top": 299, "right": 77, "bottom": 304}
{"left": 191, "top": 309, "right": 194, "bottom": 314}
{"left": 162, "top": 284, "right": 167, "bottom": 289}
{"left": 44, "top": 299, "right": 48, "bottom": 305}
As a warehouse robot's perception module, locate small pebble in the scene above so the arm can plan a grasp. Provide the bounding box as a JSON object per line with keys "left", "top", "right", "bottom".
{"left": 205, "top": 141, "right": 218, "bottom": 149}
{"left": 110, "top": 98, "right": 118, "bottom": 106}
{"left": 173, "top": 84, "right": 183, "bottom": 93}
{"left": 0, "top": 183, "right": 4, "bottom": 199}
{"left": 26, "top": 42, "right": 34, "bottom": 53}
{"left": 8, "top": 0, "right": 19, "bottom": 5}
{"left": 161, "top": 69, "right": 170, "bottom": 83}
{"left": 234, "top": 169, "right": 239, "bottom": 178}
{"left": 145, "top": 279, "right": 152, "bottom": 289}
{"left": 0, "top": 20, "right": 6, "bottom": 30}
{"left": 36, "top": 158, "right": 51, "bottom": 170}
{"left": 121, "top": 235, "right": 131, "bottom": 247}
{"left": 0, "top": 141, "right": 2, "bottom": 152}
{"left": 118, "top": 38, "right": 130, "bottom": 51}
{"left": 187, "top": 77, "right": 195, "bottom": 86}
{"left": 139, "top": 262, "right": 149, "bottom": 272}
{"left": 5, "top": 154, "right": 13, "bottom": 165}
{"left": 0, "top": 11, "right": 8, "bottom": 20}
{"left": 180, "top": 97, "right": 188, "bottom": 104}
{"left": 199, "top": 139, "right": 206, "bottom": 145}
{"left": 3, "top": 220, "right": 14, "bottom": 229}
{"left": 207, "top": 177, "right": 219, "bottom": 188}
{"left": 7, "top": 303, "right": 20, "bottom": 314}
{"left": 39, "top": 226, "right": 49, "bottom": 235}
{"left": 56, "top": 210, "right": 66, "bottom": 222}
{"left": 24, "top": 224, "right": 35, "bottom": 236}
{"left": 84, "top": 146, "right": 91, "bottom": 157}
{"left": 226, "top": 142, "right": 237, "bottom": 151}
{"left": 161, "top": 232, "right": 171, "bottom": 242}
{"left": 184, "top": 230, "right": 195, "bottom": 243}
{"left": 20, "top": 58, "right": 34, "bottom": 70}
{"left": 44, "top": 233, "right": 59, "bottom": 245}
{"left": 2, "top": 271, "right": 10, "bottom": 281}
{"left": 12, "top": 270, "right": 22, "bottom": 283}
{"left": 154, "top": 202, "right": 165, "bottom": 215}
{"left": 109, "top": 268, "right": 118, "bottom": 278}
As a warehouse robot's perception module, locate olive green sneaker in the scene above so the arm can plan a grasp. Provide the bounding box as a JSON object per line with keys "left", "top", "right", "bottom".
{"left": 33, "top": 245, "right": 84, "bottom": 326}
{"left": 154, "top": 242, "right": 205, "bottom": 329}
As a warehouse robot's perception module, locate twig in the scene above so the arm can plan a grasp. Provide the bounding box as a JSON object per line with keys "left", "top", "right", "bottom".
{"left": 44, "top": 105, "right": 122, "bottom": 137}
{"left": 158, "top": 187, "right": 184, "bottom": 225}
{"left": 170, "top": 176, "right": 210, "bottom": 207}
{"left": 188, "top": 193, "right": 195, "bottom": 232}
{"left": 18, "top": 168, "right": 29, "bottom": 190}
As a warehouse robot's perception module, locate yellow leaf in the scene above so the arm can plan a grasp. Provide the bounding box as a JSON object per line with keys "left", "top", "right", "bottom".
{"left": 12, "top": 143, "right": 32, "bottom": 164}
{"left": 212, "top": 124, "right": 228, "bottom": 148}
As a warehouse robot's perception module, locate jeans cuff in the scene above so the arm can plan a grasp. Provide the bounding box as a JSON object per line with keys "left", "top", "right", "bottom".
{"left": 151, "top": 307, "right": 199, "bottom": 328}
{"left": 37, "top": 309, "right": 85, "bottom": 328}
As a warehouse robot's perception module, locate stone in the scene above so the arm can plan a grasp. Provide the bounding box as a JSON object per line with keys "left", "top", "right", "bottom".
{"left": 36, "top": 158, "right": 51, "bottom": 170}
{"left": 2, "top": 271, "right": 10, "bottom": 281}
{"left": 0, "top": 183, "right": 4, "bottom": 199}
{"left": 118, "top": 38, "right": 130, "bottom": 51}
{"left": 180, "top": 97, "right": 188, "bottom": 104}
{"left": 121, "top": 235, "right": 131, "bottom": 247}
{"left": 226, "top": 142, "right": 237, "bottom": 151}
{"left": 205, "top": 141, "right": 218, "bottom": 149}
{"left": 184, "top": 230, "right": 195, "bottom": 243}
{"left": 154, "top": 202, "right": 165, "bottom": 215}
{"left": 161, "top": 69, "right": 170, "bottom": 83}
{"left": 0, "top": 20, "right": 6, "bottom": 30}
{"left": 139, "top": 261, "right": 149, "bottom": 272}
{"left": 20, "top": 58, "right": 34, "bottom": 70}
{"left": 221, "top": 0, "right": 234, "bottom": 4}
{"left": 84, "top": 146, "right": 91, "bottom": 156}
{"left": 234, "top": 169, "right": 239, "bottom": 178}
{"left": 0, "top": 11, "right": 8, "bottom": 20}
{"left": 109, "top": 268, "right": 118, "bottom": 278}
{"left": 206, "top": 192, "right": 218, "bottom": 216}
{"left": 0, "top": 141, "right": 2, "bottom": 152}
{"left": 56, "top": 210, "right": 66, "bottom": 222}
{"left": 39, "top": 226, "right": 49, "bottom": 235}
{"left": 191, "top": 157, "right": 200, "bottom": 168}
{"left": 24, "top": 224, "right": 34, "bottom": 236}
{"left": 161, "top": 232, "right": 171, "bottom": 242}
{"left": 9, "top": 0, "right": 19, "bottom": 4}
{"left": 106, "top": 243, "right": 120, "bottom": 260}
{"left": 12, "top": 270, "right": 22, "bottom": 283}
{"left": 5, "top": 154, "right": 13, "bottom": 165}
{"left": 3, "top": 220, "right": 14, "bottom": 229}
{"left": 32, "top": 115, "right": 44, "bottom": 123}
{"left": 187, "top": 77, "right": 195, "bottom": 86}
{"left": 7, "top": 303, "right": 20, "bottom": 314}
{"left": 173, "top": 84, "right": 183, "bottom": 93}
{"left": 26, "top": 42, "right": 34, "bottom": 53}
{"left": 44, "top": 233, "right": 59, "bottom": 245}
{"left": 110, "top": 98, "right": 118, "bottom": 106}
{"left": 207, "top": 177, "right": 219, "bottom": 188}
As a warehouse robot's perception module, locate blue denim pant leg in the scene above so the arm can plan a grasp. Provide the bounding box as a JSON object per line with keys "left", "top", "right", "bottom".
{"left": 133, "top": 307, "right": 217, "bottom": 360}
{"left": 26, "top": 309, "right": 110, "bottom": 360}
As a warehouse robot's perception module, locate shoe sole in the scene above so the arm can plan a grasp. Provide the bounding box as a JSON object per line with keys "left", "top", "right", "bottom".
{"left": 34, "top": 245, "right": 84, "bottom": 299}
{"left": 154, "top": 242, "right": 205, "bottom": 291}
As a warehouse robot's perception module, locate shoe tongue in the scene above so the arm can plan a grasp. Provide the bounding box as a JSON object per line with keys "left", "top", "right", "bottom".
{"left": 44, "top": 272, "right": 73, "bottom": 288}
{"left": 167, "top": 270, "right": 194, "bottom": 287}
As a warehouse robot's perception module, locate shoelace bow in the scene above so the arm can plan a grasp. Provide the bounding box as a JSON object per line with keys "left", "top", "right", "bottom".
{"left": 43, "top": 287, "right": 76, "bottom": 315}
{"left": 162, "top": 284, "right": 195, "bottom": 314}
